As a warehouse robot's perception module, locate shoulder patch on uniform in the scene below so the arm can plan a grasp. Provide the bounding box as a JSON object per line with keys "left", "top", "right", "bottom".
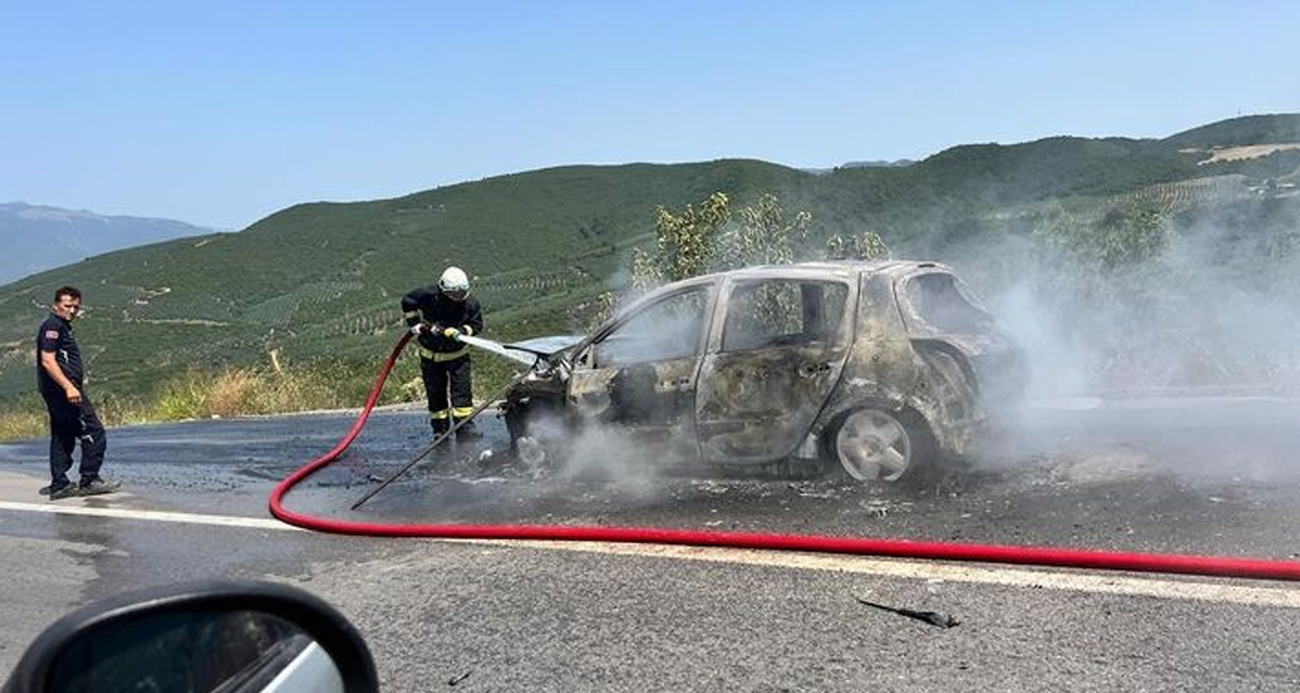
{"left": 44, "top": 330, "right": 60, "bottom": 340}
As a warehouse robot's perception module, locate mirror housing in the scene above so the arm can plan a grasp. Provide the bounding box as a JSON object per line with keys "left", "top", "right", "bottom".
{"left": 2, "top": 580, "right": 378, "bottom": 693}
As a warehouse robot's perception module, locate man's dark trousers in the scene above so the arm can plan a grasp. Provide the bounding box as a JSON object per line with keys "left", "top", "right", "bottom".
{"left": 42, "top": 389, "right": 107, "bottom": 488}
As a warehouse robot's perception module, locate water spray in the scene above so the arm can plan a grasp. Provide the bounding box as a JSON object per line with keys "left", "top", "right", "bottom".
{"left": 457, "top": 333, "right": 539, "bottom": 367}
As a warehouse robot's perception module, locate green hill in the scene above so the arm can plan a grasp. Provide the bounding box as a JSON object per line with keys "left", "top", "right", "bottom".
{"left": 2, "top": 114, "right": 1298, "bottom": 406}
{"left": 1162, "top": 113, "right": 1300, "bottom": 149}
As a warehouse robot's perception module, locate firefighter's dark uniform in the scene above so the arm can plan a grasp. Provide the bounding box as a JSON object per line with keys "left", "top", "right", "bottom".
{"left": 401, "top": 285, "right": 484, "bottom": 436}
{"left": 36, "top": 313, "right": 107, "bottom": 492}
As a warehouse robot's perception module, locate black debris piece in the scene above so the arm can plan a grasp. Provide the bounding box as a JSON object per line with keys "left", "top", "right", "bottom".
{"left": 856, "top": 596, "right": 960, "bottom": 628}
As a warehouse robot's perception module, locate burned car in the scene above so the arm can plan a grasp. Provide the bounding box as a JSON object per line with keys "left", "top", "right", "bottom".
{"left": 501, "top": 261, "right": 1023, "bottom": 483}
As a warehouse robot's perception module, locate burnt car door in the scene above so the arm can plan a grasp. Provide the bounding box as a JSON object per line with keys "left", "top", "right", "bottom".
{"left": 565, "top": 283, "right": 715, "bottom": 461}
{"left": 694, "top": 276, "right": 855, "bottom": 463}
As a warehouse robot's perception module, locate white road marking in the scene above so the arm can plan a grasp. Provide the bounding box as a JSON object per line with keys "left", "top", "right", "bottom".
{"left": 0, "top": 500, "right": 302, "bottom": 531}
{"left": 3, "top": 500, "right": 1299, "bottom": 607}
{"left": 497, "top": 540, "right": 1300, "bottom": 608}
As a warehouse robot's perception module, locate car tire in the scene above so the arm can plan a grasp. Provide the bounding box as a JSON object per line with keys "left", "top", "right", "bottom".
{"left": 827, "top": 406, "right": 935, "bottom": 484}
{"left": 504, "top": 396, "right": 566, "bottom": 450}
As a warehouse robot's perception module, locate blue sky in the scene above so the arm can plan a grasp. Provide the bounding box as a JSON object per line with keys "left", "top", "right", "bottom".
{"left": 2, "top": 1, "right": 1298, "bottom": 229}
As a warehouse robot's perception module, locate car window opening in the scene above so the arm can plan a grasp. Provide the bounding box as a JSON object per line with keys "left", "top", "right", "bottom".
{"left": 904, "top": 273, "right": 992, "bottom": 334}
{"left": 593, "top": 288, "right": 709, "bottom": 367}
{"left": 722, "top": 280, "right": 848, "bottom": 352}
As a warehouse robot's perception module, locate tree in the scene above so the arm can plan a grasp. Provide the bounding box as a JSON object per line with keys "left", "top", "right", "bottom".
{"left": 576, "top": 191, "right": 891, "bottom": 330}
{"left": 631, "top": 192, "right": 732, "bottom": 291}
{"left": 1092, "top": 202, "right": 1170, "bottom": 270}
{"left": 631, "top": 191, "right": 882, "bottom": 291}
{"left": 1039, "top": 200, "right": 1170, "bottom": 273}
{"left": 712, "top": 193, "right": 813, "bottom": 269}
{"left": 825, "top": 230, "right": 890, "bottom": 261}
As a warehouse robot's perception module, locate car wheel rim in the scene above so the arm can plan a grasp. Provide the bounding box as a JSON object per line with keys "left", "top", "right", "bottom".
{"left": 835, "top": 409, "right": 912, "bottom": 482}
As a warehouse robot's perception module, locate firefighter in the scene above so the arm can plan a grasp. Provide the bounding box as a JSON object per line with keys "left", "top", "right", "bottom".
{"left": 402, "top": 267, "right": 484, "bottom": 440}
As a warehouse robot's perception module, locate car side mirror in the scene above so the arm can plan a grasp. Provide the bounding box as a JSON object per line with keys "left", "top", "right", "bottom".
{"left": 2, "top": 580, "right": 379, "bottom": 693}
{"left": 575, "top": 344, "right": 595, "bottom": 368}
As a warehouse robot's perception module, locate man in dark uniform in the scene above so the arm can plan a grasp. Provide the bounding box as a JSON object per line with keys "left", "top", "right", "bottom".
{"left": 36, "top": 286, "right": 119, "bottom": 500}
{"left": 401, "top": 267, "right": 485, "bottom": 441}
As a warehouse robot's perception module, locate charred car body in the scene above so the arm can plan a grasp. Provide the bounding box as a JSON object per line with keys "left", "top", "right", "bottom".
{"left": 501, "top": 261, "right": 1023, "bottom": 483}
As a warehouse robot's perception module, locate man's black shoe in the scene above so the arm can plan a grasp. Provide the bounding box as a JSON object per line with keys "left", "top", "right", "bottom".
{"left": 79, "top": 479, "right": 121, "bottom": 497}
{"left": 431, "top": 420, "right": 451, "bottom": 437}
{"left": 48, "top": 484, "right": 80, "bottom": 501}
{"left": 38, "top": 484, "right": 54, "bottom": 496}
{"left": 456, "top": 424, "right": 483, "bottom": 441}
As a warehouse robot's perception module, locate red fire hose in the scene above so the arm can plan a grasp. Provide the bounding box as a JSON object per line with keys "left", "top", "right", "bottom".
{"left": 269, "top": 334, "right": 1300, "bottom": 582}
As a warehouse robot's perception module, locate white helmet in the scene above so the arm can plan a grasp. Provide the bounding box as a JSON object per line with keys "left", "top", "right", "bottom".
{"left": 439, "top": 266, "right": 470, "bottom": 294}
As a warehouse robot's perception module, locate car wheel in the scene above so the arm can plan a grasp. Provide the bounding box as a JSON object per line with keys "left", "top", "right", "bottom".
{"left": 831, "top": 407, "right": 930, "bottom": 483}
{"left": 504, "top": 396, "right": 566, "bottom": 449}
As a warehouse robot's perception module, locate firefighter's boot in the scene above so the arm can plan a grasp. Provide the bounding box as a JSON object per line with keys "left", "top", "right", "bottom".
{"left": 456, "top": 419, "right": 483, "bottom": 442}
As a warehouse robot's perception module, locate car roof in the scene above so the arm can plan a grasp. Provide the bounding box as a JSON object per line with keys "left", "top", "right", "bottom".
{"left": 693, "top": 259, "right": 954, "bottom": 283}
{"left": 615, "top": 260, "right": 957, "bottom": 319}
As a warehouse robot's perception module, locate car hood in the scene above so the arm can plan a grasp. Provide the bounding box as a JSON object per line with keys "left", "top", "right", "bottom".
{"left": 504, "top": 334, "right": 586, "bottom": 357}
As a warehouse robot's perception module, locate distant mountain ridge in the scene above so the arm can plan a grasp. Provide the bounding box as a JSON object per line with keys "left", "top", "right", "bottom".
{"left": 0, "top": 202, "right": 213, "bottom": 284}
{"left": 839, "top": 159, "right": 915, "bottom": 168}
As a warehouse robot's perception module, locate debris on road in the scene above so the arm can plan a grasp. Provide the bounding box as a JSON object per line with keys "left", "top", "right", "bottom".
{"left": 448, "top": 671, "right": 472, "bottom": 686}
{"left": 855, "top": 596, "right": 960, "bottom": 628}
{"left": 860, "top": 499, "right": 891, "bottom": 518}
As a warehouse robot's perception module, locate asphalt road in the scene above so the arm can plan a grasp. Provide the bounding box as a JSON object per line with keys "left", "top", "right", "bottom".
{"left": 2, "top": 398, "right": 1300, "bottom": 691}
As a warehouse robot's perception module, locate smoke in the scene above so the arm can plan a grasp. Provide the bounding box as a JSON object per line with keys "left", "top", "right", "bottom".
{"left": 956, "top": 205, "right": 1300, "bottom": 399}
{"left": 507, "top": 289, "right": 717, "bottom": 492}
{"left": 509, "top": 179, "right": 1300, "bottom": 486}
{"left": 929, "top": 188, "right": 1300, "bottom": 481}
{"left": 511, "top": 408, "right": 680, "bottom": 505}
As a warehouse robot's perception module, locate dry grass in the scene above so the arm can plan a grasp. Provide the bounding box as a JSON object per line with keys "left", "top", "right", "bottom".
{"left": 0, "top": 358, "right": 418, "bottom": 441}
{"left": 0, "top": 398, "right": 47, "bottom": 441}
{"left": 151, "top": 366, "right": 349, "bottom": 422}
{"left": 207, "top": 370, "right": 261, "bottom": 418}
{"left": 1194, "top": 143, "right": 1300, "bottom": 164}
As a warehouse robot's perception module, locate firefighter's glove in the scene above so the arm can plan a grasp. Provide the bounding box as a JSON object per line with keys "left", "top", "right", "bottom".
{"left": 409, "top": 324, "right": 427, "bottom": 336}
{"left": 442, "top": 327, "right": 462, "bottom": 341}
